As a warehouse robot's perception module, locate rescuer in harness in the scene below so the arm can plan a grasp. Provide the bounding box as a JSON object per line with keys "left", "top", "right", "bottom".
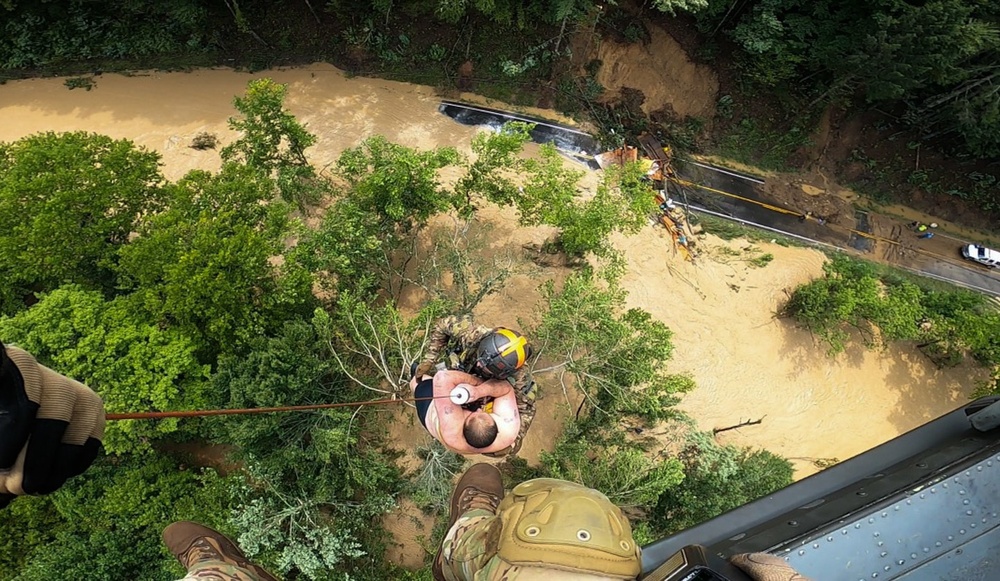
{"left": 412, "top": 315, "right": 536, "bottom": 457}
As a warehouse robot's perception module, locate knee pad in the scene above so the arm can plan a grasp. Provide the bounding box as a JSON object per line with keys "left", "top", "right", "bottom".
{"left": 496, "top": 478, "right": 640, "bottom": 579}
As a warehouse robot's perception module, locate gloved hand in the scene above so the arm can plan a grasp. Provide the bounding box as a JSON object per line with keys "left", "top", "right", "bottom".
{"left": 731, "top": 553, "right": 811, "bottom": 581}
{"left": 0, "top": 344, "right": 105, "bottom": 508}
{"left": 413, "top": 359, "right": 436, "bottom": 380}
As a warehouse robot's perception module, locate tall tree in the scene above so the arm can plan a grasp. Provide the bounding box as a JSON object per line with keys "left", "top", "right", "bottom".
{"left": 211, "top": 312, "right": 403, "bottom": 580}
{"left": 530, "top": 266, "right": 694, "bottom": 425}
{"left": 0, "top": 132, "right": 163, "bottom": 310}
{"left": 335, "top": 136, "right": 461, "bottom": 228}
{"left": 222, "top": 78, "right": 326, "bottom": 210}
{"left": 654, "top": 431, "right": 794, "bottom": 534}
{"left": 116, "top": 163, "right": 312, "bottom": 357}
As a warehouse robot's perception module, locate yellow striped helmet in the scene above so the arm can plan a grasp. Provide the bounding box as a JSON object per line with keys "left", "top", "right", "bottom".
{"left": 475, "top": 328, "right": 531, "bottom": 379}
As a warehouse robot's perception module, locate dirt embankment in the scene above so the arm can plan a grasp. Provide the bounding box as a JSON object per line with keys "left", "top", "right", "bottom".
{"left": 591, "top": 25, "right": 719, "bottom": 120}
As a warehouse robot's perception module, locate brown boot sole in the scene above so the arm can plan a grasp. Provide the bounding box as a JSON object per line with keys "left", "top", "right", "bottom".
{"left": 447, "top": 463, "right": 504, "bottom": 531}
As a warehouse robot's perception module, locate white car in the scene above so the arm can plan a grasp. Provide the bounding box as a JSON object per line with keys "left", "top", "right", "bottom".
{"left": 961, "top": 244, "right": 1000, "bottom": 268}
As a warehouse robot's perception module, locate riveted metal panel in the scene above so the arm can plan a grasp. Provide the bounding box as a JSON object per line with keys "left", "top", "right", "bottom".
{"left": 780, "top": 455, "right": 1000, "bottom": 580}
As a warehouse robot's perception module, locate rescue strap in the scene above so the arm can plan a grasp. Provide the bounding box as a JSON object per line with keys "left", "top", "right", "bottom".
{"left": 105, "top": 394, "right": 453, "bottom": 421}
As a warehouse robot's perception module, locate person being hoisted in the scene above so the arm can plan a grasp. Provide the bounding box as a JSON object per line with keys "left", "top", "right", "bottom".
{"left": 411, "top": 315, "right": 536, "bottom": 456}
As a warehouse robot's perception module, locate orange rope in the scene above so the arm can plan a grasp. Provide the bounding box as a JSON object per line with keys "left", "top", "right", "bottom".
{"left": 105, "top": 395, "right": 450, "bottom": 420}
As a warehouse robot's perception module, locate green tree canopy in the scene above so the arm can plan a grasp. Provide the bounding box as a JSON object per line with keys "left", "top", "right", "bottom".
{"left": 702, "top": 0, "right": 1000, "bottom": 156}
{"left": 531, "top": 266, "right": 694, "bottom": 426}
{"left": 336, "top": 136, "right": 462, "bottom": 228}
{"left": 211, "top": 312, "right": 403, "bottom": 579}
{"left": 459, "top": 125, "right": 657, "bottom": 258}
{"left": 297, "top": 137, "right": 461, "bottom": 300}
{"left": 10, "top": 455, "right": 233, "bottom": 581}
{"left": 455, "top": 122, "right": 533, "bottom": 207}
{"left": 222, "top": 78, "right": 325, "bottom": 209}
{"left": 0, "top": 132, "right": 163, "bottom": 309}
{"left": 654, "top": 431, "right": 794, "bottom": 534}
{"left": 116, "top": 163, "right": 312, "bottom": 357}
{"left": 0, "top": 1, "right": 210, "bottom": 70}
{"left": 783, "top": 255, "right": 925, "bottom": 353}
{"left": 223, "top": 78, "right": 315, "bottom": 172}
{"left": 0, "top": 286, "right": 210, "bottom": 454}
{"left": 785, "top": 256, "right": 1000, "bottom": 396}
{"left": 542, "top": 428, "right": 685, "bottom": 513}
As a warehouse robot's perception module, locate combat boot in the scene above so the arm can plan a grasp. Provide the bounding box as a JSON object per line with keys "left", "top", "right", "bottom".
{"left": 433, "top": 464, "right": 505, "bottom": 580}
{"left": 163, "top": 521, "right": 280, "bottom": 581}
{"left": 448, "top": 463, "right": 504, "bottom": 528}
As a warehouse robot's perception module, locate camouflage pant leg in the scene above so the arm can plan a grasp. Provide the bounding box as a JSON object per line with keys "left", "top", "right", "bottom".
{"left": 511, "top": 379, "right": 537, "bottom": 455}
{"left": 417, "top": 316, "right": 494, "bottom": 378}
{"left": 178, "top": 561, "right": 262, "bottom": 581}
{"left": 437, "top": 509, "right": 509, "bottom": 581}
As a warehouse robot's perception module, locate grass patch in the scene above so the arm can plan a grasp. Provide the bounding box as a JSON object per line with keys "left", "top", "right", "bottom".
{"left": 717, "top": 118, "right": 810, "bottom": 172}
{"left": 692, "top": 213, "right": 802, "bottom": 248}
{"left": 749, "top": 252, "right": 774, "bottom": 268}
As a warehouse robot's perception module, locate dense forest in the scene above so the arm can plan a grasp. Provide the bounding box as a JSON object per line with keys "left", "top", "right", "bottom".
{"left": 1, "top": 0, "right": 998, "bottom": 222}
{"left": 0, "top": 80, "right": 792, "bottom": 579}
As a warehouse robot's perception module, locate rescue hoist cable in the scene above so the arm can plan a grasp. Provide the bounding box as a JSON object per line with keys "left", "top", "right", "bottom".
{"left": 105, "top": 394, "right": 454, "bottom": 421}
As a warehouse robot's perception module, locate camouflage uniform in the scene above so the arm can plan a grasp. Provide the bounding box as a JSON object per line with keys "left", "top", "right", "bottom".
{"left": 436, "top": 509, "right": 515, "bottom": 580}
{"left": 436, "top": 479, "right": 641, "bottom": 580}
{"left": 416, "top": 315, "right": 537, "bottom": 456}
{"left": 178, "top": 562, "right": 261, "bottom": 581}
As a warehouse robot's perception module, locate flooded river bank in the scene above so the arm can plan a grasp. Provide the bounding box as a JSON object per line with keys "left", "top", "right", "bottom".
{"left": 0, "top": 63, "right": 986, "bottom": 483}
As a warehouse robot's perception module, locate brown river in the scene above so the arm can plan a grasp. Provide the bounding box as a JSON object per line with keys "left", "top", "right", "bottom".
{"left": 0, "top": 64, "right": 987, "bottom": 486}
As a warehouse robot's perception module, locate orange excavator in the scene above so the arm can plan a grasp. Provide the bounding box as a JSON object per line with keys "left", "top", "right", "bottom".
{"left": 595, "top": 137, "right": 696, "bottom": 262}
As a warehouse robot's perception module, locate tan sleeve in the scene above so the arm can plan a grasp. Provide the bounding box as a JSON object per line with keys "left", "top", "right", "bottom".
{"left": 36, "top": 366, "right": 79, "bottom": 422}
{"left": 5, "top": 346, "right": 43, "bottom": 406}
{"left": 62, "top": 380, "right": 106, "bottom": 445}
{"left": 731, "top": 553, "right": 812, "bottom": 581}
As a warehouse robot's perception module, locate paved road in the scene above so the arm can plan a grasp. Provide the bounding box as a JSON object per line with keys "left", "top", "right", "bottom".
{"left": 437, "top": 101, "right": 1000, "bottom": 297}
{"left": 674, "top": 160, "right": 1000, "bottom": 297}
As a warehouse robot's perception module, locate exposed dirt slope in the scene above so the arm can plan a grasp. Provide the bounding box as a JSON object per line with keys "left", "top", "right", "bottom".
{"left": 593, "top": 25, "right": 719, "bottom": 120}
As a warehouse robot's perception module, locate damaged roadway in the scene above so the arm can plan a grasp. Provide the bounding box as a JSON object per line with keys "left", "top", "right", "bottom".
{"left": 438, "top": 100, "right": 1000, "bottom": 298}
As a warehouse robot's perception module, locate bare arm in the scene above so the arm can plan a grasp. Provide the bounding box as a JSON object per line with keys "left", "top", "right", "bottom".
{"left": 467, "top": 378, "right": 512, "bottom": 400}
{"left": 487, "top": 390, "right": 520, "bottom": 451}
{"left": 432, "top": 370, "right": 480, "bottom": 453}
{"left": 433, "top": 369, "right": 483, "bottom": 398}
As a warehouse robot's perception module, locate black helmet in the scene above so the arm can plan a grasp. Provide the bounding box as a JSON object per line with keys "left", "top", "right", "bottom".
{"left": 475, "top": 328, "right": 531, "bottom": 379}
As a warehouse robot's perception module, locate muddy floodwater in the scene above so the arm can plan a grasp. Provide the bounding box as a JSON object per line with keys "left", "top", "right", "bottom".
{"left": 0, "top": 64, "right": 987, "bottom": 487}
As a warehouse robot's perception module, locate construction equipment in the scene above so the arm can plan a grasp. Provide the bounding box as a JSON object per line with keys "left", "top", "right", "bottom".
{"left": 597, "top": 136, "right": 696, "bottom": 261}
{"left": 655, "top": 193, "right": 697, "bottom": 262}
